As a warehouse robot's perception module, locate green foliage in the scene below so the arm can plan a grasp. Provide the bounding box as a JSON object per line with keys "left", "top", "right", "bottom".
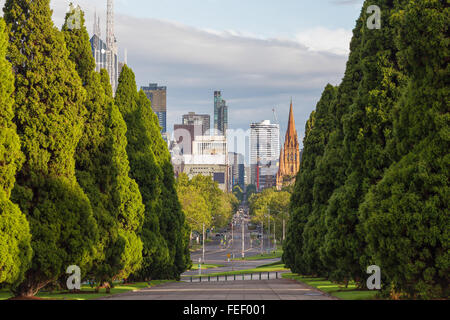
{"left": 246, "top": 184, "right": 257, "bottom": 200}
{"left": 62, "top": 7, "right": 144, "bottom": 285}
{"left": 283, "top": 85, "right": 337, "bottom": 275}
{"left": 115, "top": 66, "right": 189, "bottom": 280}
{"left": 359, "top": 0, "right": 449, "bottom": 299}
{"left": 4, "top": 0, "right": 99, "bottom": 296}
{"left": 285, "top": 0, "right": 449, "bottom": 299}
{"left": 248, "top": 187, "right": 291, "bottom": 244}
{"left": 177, "top": 173, "right": 235, "bottom": 232}
{"left": 321, "top": 0, "right": 405, "bottom": 284}
{"left": 0, "top": 17, "right": 32, "bottom": 287}
{"left": 103, "top": 70, "right": 145, "bottom": 280}
{"left": 233, "top": 185, "right": 244, "bottom": 202}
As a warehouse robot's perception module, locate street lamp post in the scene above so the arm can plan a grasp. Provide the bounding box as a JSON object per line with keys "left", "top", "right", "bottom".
{"left": 202, "top": 223, "right": 205, "bottom": 264}
{"left": 242, "top": 221, "right": 245, "bottom": 258}
{"left": 274, "top": 220, "right": 276, "bottom": 252}
{"left": 261, "top": 220, "right": 264, "bottom": 254}
{"left": 267, "top": 209, "right": 271, "bottom": 252}
{"left": 231, "top": 222, "right": 234, "bottom": 248}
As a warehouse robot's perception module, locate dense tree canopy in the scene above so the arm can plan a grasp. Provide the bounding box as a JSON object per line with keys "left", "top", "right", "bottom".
{"left": 249, "top": 187, "right": 291, "bottom": 243}
{"left": 359, "top": 0, "right": 449, "bottom": 299}
{"left": 285, "top": 0, "right": 449, "bottom": 299}
{"left": 177, "top": 174, "right": 237, "bottom": 236}
{"left": 4, "top": 0, "right": 99, "bottom": 297}
{"left": 115, "top": 66, "right": 189, "bottom": 280}
{"left": 0, "top": 17, "right": 32, "bottom": 287}
{"left": 62, "top": 7, "right": 145, "bottom": 286}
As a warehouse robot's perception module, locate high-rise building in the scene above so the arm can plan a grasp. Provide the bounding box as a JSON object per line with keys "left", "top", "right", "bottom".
{"left": 214, "top": 91, "right": 228, "bottom": 135}
{"left": 173, "top": 124, "right": 203, "bottom": 155}
{"left": 141, "top": 83, "right": 167, "bottom": 133}
{"left": 250, "top": 120, "right": 280, "bottom": 190}
{"left": 90, "top": 1, "right": 119, "bottom": 93}
{"left": 175, "top": 135, "right": 229, "bottom": 192}
{"left": 229, "top": 152, "right": 245, "bottom": 190}
{"left": 182, "top": 112, "right": 210, "bottom": 135}
{"left": 276, "top": 101, "right": 301, "bottom": 190}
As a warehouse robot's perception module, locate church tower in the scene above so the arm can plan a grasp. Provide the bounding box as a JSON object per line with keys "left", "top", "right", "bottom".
{"left": 276, "top": 100, "right": 300, "bottom": 190}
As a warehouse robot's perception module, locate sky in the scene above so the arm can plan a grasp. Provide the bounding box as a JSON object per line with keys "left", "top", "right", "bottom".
{"left": 0, "top": 0, "right": 364, "bottom": 146}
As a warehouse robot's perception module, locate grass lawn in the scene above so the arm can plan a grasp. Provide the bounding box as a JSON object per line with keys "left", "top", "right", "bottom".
{"left": 189, "top": 263, "right": 225, "bottom": 271}
{"left": 234, "top": 249, "right": 283, "bottom": 261}
{"left": 0, "top": 280, "right": 172, "bottom": 301}
{"left": 0, "top": 289, "right": 12, "bottom": 301}
{"left": 282, "top": 273, "right": 379, "bottom": 300}
{"left": 186, "top": 262, "right": 289, "bottom": 278}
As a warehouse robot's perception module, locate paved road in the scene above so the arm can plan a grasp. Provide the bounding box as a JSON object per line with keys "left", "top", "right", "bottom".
{"left": 99, "top": 209, "right": 332, "bottom": 301}
{"left": 186, "top": 218, "right": 280, "bottom": 277}
{"left": 99, "top": 278, "right": 336, "bottom": 300}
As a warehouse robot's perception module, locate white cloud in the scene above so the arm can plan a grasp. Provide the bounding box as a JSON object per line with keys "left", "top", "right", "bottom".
{"left": 295, "top": 27, "right": 352, "bottom": 55}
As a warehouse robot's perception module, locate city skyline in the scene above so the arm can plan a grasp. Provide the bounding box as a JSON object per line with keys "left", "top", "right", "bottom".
{"left": 0, "top": 0, "right": 363, "bottom": 148}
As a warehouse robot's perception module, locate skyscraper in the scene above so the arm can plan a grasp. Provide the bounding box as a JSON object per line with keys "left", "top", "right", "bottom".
{"left": 250, "top": 120, "right": 280, "bottom": 190}
{"left": 182, "top": 112, "right": 210, "bottom": 135}
{"left": 90, "top": 0, "right": 119, "bottom": 93}
{"left": 214, "top": 91, "right": 228, "bottom": 135}
{"left": 229, "top": 152, "right": 245, "bottom": 190}
{"left": 141, "top": 83, "right": 167, "bottom": 133}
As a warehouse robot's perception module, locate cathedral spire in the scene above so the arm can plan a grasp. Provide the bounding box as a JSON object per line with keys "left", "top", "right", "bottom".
{"left": 276, "top": 100, "right": 300, "bottom": 190}
{"left": 285, "top": 99, "right": 297, "bottom": 143}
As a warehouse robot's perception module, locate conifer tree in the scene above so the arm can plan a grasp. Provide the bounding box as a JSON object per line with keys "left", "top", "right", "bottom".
{"left": 62, "top": 6, "right": 145, "bottom": 285}
{"left": 283, "top": 85, "right": 337, "bottom": 275}
{"left": 359, "top": 0, "right": 449, "bottom": 298}
{"left": 136, "top": 90, "right": 190, "bottom": 278}
{"left": 0, "top": 17, "right": 32, "bottom": 288}
{"left": 4, "top": 0, "right": 99, "bottom": 296}
{"left": 300, "top": 84, "right": 337, "bottom": 277}
{"left": 320, "top": 0, "right": 405, "bottom": 285}
{"left": 100, "top": 70, "right": 145, "bottom": 281}
{"left": 115, "top": 65, "right": 172, "bottom": 280}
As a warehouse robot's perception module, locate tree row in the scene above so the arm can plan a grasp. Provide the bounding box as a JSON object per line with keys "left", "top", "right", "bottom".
{"left": 284, "top": 0, "right": 448, "bottom": 299}
{"left": 0, "top": 1, "right": 190, "bottom": 297}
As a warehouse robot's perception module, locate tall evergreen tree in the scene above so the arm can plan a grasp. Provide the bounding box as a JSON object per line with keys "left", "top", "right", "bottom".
{"left": 283, "top": 84, "right": 337, "bottom": 275}
{"left": 310, "top": 10, "right": 366, "bottom": 282}
{"left": 0, "top": 17, "right": 32, "bottom": 288}
{"left": 62, "top": 6, "right": 145, "bottom": 286}
{"left": 4, "top": 0, "right": 99, "bottom": 296}
{"left": 321, "top": 0, "right": 405, "bottom": 285}
{"left": 100, "top": 70, "right": 145, "bottom": 281}
{"left": 136, "top": 90, "right": 190, "bottom": 277}
{"left": 285, "top": 9, "right": 365, "bottom": 275}
{"left": 115, "top": 65, "right": 173, "bottom": 280}
{"left": 300, "top": 84, "right": 338, "bottom": 277}
{"left": 359, "top": 0, "right": 449, "bottom": 299}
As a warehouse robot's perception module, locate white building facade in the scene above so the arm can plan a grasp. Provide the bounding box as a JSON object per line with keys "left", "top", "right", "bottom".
{"left": 250, "top": 120, "right": 280, "bottom": 189}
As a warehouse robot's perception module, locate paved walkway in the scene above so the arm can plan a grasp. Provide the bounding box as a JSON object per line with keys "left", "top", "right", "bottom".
{"left": 99, "top": 278, "right": 337, "bottom": 300}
